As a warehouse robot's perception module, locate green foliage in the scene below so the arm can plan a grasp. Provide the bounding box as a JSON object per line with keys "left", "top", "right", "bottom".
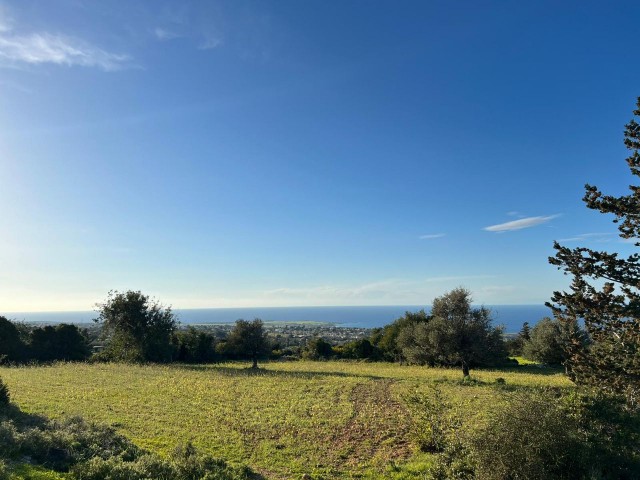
{"left": 397, "top": 288, "right": 507, "bottom": 376}
{"left": 0, "top": 317, "right": 27, "bottom": 364}
{"left": 71, "top": 441, "right": 254, "bottom": 480}
{"left": 405, "top": 386, "right": 459, "bottom": 453}
{"left": 522, "top": 317, "right": 565, "bottom": 365}
{"left": 372, "top": 310, "right": 430, "bottom": 362}
{"left": 302, "top": 337, "right": 334, "bottom": 360}
{"left": 468, "top": 390, "right": 587, "bottom": 480}
{"left": 0, "top": 379, "right": 8, "bottom": 406}
{"left": 95, "top": 290, "right": 177, "bottom": 363}
{"left": 549, "top": 97, "right": 640, "bottom": 406}
{"left": 339, "top": 338, "right": 380, "bottom": 360}
{"left": 407, "top": 386, "right": 640, "bottom": 480}
{"left": 224, "top": 319, "right": 269, "bottom": 368}
{"left": 30, "top": 324, "right": 91, "bottom": 362}
{"left": 173, "top": 327, "right": 218, "bottom": 363}
{"left": 0, "top": 403, "right": 257, "bottom": 480}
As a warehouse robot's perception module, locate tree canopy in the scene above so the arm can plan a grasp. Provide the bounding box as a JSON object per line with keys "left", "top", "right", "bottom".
{"left": 549, "top": 97, "right": 640, "bottom": 407}
{"left": 225, "top": 319, "right": 270, "bottom": 368}
{"left": 397, "top": 288, "right": 506, "bottom": 376}
{"left": 95, "top": 290, "right": 177, "bottom": 363}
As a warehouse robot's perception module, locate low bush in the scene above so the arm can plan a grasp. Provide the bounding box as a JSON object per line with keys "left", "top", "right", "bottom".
{"left": 468, "top": 390, "right": 586, "bottom": 480}
{"left": 410, "top": 386, "right": 640, "bottom": 480}
{"left": 0, "top": 404, "right": 257, "bottom": 479}
{"left": 0, "top": 378, "right": 9, "bottom": 406}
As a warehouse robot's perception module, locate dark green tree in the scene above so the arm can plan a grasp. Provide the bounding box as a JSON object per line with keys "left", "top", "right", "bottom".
{"left": 302, "top": 337, "right": 334, "bottom": 360}
{"left": 549, "top": 97, "right": 640, "bottom": 406}
{"left": 95, "top": 290, "right": 177, "bottom": 363}
{"left": 522, "top": 317, "right": 570, "bottom": 366}
{"left": 30, "top": 324, "right": 90, "bottom": 362}
{"left": 372, "top": 310, "right": 430, "bottom": 362}
{"left": 225, "top": 319, "right": 269, "bottom": 368}
{"left": 0, "top": 316, "right": 27, "bottom": 363}
{"left": 519, "top": 322, "right": 531, "bottom": 341}
{"left": 172, "top": 327, "right": 217, "bottom": 363}
{"left": 398, "top": 288, "right": 507, "bottom": 376}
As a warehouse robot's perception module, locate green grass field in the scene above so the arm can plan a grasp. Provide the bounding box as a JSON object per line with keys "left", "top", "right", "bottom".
{"left": 0, "top": 361, "right": 571, "bottom": 479}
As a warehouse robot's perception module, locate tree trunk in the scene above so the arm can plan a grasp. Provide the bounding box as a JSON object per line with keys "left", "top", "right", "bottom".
{"left": 251, "top": 356, "right": 258, "bottom": 369}
{"left": 462, "top": 360, "right": 470, "bottom": 377}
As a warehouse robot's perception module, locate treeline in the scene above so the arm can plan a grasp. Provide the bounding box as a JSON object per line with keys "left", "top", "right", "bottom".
{"left": 0, "top": 318, "right": 90, "bottom": 363}
{"left": 1, "top": 288, "right": 571, "bottom": 374}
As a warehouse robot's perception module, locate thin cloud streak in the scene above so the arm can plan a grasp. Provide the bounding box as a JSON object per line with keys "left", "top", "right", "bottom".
{"left": 154, "top": 28, "right": 181, "bottom": 41}
{"left": 419, "top": 233, "right": 445, "bottom": 240}
{"left": 0, "top": 4, "right": 130, "bottom": 71}
{"left": 558, "top": 232, "right": 616, "bottom": 242}
{"left": 484, "top": 214, "right": 560, "bottom": 232}
{"left": 0, "top": 33, "right": 131, "bottom": 71}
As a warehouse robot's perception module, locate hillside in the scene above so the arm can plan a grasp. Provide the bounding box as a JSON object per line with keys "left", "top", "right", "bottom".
{"left": 0, "top": 361, "right": 570, "bottom": 479}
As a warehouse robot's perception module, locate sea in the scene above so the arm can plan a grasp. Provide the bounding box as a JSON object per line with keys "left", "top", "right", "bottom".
{"left": 5, "top": 304, "right": 551, "bottom": 333}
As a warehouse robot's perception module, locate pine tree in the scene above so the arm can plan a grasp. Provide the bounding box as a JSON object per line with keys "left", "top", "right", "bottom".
{"left": 548, "top": 97, "right": 640, "bottom": 407}
{"left": 519, "top": 322, "right": 531, "bottom": 342}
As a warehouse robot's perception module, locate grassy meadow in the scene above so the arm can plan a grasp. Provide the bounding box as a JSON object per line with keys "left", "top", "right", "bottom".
{"left": 0, "top": 361, "right": 571, "bottom": 479}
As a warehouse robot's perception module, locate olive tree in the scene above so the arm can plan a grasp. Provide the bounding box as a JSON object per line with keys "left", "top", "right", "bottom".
{"left": 398, "top": 288, "right": 506, "bottom": 376}
{"left": 95, "top": 290, "right": 177, "bottom": 363}
{"left": 225, "top": 319, "right": 269, "bottom": 368}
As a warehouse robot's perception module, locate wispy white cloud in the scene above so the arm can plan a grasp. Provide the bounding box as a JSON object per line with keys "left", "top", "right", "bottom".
{"left": 263, "top": 275, "right": 497, "bottom": 303}
{"left": 153, "top": 27, "right": 181, "bottom": 41}
{"left": 198, "top": 35, "right": 222, "bottom": 50}
{"left": 419, "top": 233, "right": 445, "bottom": 240}
{"left": 0, "top": 33, "right": 130, "bottom": 70}
{"left": 558, "top": 232, "right": 615, "bottom": 243}
{"left": 484, "top": 214, "right": 560, "bottom": 232}
{"left": 0, "top": 4, "right": 130, "bottom": 71}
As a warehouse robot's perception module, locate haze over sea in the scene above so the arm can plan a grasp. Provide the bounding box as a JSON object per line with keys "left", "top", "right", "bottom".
{"left": 6, "top": 305, "right": 550, "bottom": 333}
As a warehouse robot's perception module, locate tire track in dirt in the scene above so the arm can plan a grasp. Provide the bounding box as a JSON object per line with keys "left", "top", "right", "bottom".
{"left": 328, "top": 378, "right": 412, "bottom": 469}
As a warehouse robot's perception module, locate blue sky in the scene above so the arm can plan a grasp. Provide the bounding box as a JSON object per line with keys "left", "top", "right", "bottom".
{"left": 1, "top": 0, "right": 639, "bottom": 311}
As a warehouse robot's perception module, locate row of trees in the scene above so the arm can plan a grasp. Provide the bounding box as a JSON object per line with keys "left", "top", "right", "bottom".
{"left": 303, "top": 288, "right": 511, "bottom": 375}
{"left": 94, "top": 290, "right": 269, "bottom": 366}
{"left": 0, "top": 317, "right": 90, "bottom": 363}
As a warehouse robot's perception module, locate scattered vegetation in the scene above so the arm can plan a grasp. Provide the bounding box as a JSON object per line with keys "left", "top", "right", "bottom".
{"left": 0, "top": 380, "right": 258, "bottom": 480}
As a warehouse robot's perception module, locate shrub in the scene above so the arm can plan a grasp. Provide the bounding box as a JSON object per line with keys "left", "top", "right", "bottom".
{"left": 468, "top": 390, "right": 586, "bottom": 480}
{"left": 0, "top": 378, "right": 9, "bottom": 406}
{"left": 0, "top": 402, "right": 259, "bottom": 479}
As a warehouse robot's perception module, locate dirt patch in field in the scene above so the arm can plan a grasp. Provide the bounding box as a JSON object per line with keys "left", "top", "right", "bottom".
{"left": 328, "top": 378, "right": 413, "bottom": 469}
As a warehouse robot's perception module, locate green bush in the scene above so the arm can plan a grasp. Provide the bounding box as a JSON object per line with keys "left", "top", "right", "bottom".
{"left": 468, "top": 390, "right": 586, "bottom": 480}
{"left": 71, "top": 441, "right": 254, "bottom": 480}
{"left": 0, "top": 404, "right": 258, "bottom": 479}
{"left": 0, "top": 378, "right": 9, "bottom": 406}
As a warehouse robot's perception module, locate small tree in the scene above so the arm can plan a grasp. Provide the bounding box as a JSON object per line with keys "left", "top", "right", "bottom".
{"left": 0, "top": 377, "right": 9, "bottom": 405}
{"left": 225, "top": 319, "right": 269, "bottom": 368}
{"left": 302, "top": 337, "right": 334, "bottom": 360}
{"left": 375, "top": 310, "right": 430, "bottom": 362}
{"left": 95, "top": 290, "right": 177, "bottom": 363}
{"left": 30, "top": 324, "right": 90, "bottom": 362}
{"left": 399, "top": 288, "right": 506, "bottom": 376}
{"left": 549, "top": 97, "right": 640, "bottom": 406}
{"left": 522, "top": 318, "right": 567, "bottom": 365}
{"left": 173, "top": 327, "right": 217, "bottom": 363}
{"left": 0, "top": 316, "right": 27, "bottom": 363}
